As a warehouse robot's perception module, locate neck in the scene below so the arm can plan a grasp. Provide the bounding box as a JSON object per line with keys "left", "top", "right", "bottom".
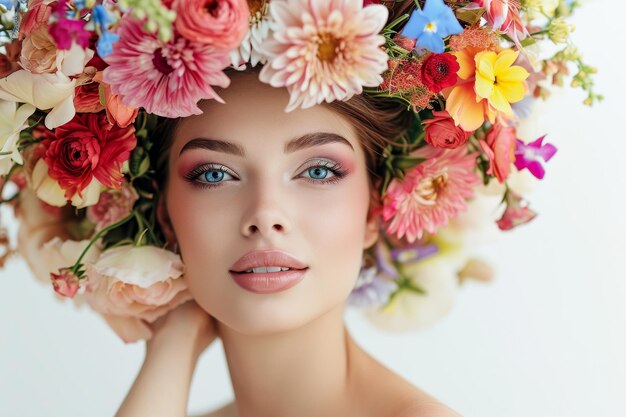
{"left": 216, "top": 303, "right": 358, "bottom": 417}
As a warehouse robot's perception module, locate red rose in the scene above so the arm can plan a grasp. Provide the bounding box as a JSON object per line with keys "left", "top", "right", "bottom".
{"left": 43, "top": 112, "right": 137, "bottom": 200}
{"left": 421, "top": 53, "right": 460, "bottom": 93}
{"left": 422, "top": 110, "right": 473, "bottom": 149}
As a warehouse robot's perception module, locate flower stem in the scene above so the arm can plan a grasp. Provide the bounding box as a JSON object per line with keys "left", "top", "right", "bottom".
{"left": 70, "top": 212, "right": 134, "bottom": 276}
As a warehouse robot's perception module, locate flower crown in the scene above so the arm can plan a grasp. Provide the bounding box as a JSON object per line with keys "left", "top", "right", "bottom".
{"left": 0, "top": 0, "right": 598, "bottom": 341}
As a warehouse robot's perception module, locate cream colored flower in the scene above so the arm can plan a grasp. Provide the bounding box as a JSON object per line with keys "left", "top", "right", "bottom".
{"left": 548, "top": 17, "right": 574, "bottom": 44}
{"left": 30, "top": 158, "right": 105, "bottom": 208}
{"left": 363, "top": 254, "right": 461, "bottom": 332}
{"left": 0, "top": 101, "right": 35, "bottom": 175}
{"left": 0, "top": 70, "right": 76, "bottom": 129}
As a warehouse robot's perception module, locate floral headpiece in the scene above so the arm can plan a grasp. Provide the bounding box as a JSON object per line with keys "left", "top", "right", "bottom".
{"left": 0, "top": 0, "right": 598, "bottom": 341}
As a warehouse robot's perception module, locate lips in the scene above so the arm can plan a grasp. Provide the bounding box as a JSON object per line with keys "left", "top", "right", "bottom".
{"left": 229, "top": 250, "right": 309, "bottom": 294}
{"left": 229, "top": 250, "right": 308, "bottom": 273}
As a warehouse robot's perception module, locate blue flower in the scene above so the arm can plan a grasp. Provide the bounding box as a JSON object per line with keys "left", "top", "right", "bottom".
{"left": 97, "top": 30, "right": 120, "bottom": 59}
{"left": 92, "top": 5, "right": 119, "bottom": 58}
{"left": 401, "top": 0, "right": 463, "bottom": 54}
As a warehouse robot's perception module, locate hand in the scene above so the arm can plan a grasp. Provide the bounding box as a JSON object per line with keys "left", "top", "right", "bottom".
{"left": 145, "top": 299, "right": 219, "bottom": 359}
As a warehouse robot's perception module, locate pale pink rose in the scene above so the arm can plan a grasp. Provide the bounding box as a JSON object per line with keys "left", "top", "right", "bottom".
{"left": 172, "top": 0, "right": 249, "bottom": 49}
{"left": 84, "top": 245, "right": 192, "bottom": 342}
{"left": 87, "top": 180, "right": 139, "bottom": 232}
{"left": 478, "top": 123, "right": 517, "bottom": 183}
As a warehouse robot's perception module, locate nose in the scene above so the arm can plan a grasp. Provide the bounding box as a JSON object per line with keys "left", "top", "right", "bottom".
{"left": 239, "top": 181, "right": 292, "bottom": 238}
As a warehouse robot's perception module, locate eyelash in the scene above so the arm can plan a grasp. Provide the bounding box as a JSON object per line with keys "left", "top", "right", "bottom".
{"left": 183, "top": 160, "right": 348, "bottom": 190}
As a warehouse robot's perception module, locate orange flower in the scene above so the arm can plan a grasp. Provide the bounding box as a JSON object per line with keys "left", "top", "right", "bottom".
{"left": 443, "top": 47, "right": 497, "bottom": 131}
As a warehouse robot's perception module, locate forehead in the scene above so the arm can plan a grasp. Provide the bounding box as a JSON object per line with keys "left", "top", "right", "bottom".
{"left": 170, "top": 71, "right": 360, "bottom": 156}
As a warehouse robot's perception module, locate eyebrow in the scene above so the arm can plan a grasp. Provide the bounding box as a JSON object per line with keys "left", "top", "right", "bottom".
{"left": 178, "top": 132, "right": 354, "bottom": 157}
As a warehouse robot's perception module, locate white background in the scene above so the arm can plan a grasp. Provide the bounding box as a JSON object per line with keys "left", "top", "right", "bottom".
{"left": 1, "top": 0, "right": 624, "bottom": 416}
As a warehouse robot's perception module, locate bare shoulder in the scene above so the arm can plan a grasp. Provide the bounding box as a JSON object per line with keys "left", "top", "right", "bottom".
{"left": 349, "top": 342, "right": 461, "bottom": 417}
{"left": 189, "top": 401, "right": 236, "bottom": 417}
{"left": 393, "top": 397, "right": 463, "bottom": 417}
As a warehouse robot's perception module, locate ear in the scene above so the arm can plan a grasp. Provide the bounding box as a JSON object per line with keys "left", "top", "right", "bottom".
{"left": 156, "top": 193, "right": 177, "bottom": 249}
{"left": 363, "top": 202, "right": 381, "bottom": 250}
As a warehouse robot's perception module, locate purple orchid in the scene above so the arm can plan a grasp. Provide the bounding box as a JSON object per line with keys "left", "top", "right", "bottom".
{"left": 514, "top": 135, "right": 558, "bottom": 179}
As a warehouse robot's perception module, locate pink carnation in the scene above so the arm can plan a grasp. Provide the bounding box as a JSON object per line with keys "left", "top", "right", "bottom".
{"left": 172, "top": 0, "right": 249, "bottom": 49}
{"left": 102, "top": 16, "right": 231, "bottom": 118}
{"left": 382, "top": 146, "right": 480, "bottom": 242}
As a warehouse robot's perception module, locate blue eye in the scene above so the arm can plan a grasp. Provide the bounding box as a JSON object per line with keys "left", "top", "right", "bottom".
{"left": 203, "top": 169, "right": 234, "bottom": 183}
{"left": 184, "top": 160, "right": 347, "bottom": 190}
{"left": 304, "top": 166, "right": 331, "bottom": 180}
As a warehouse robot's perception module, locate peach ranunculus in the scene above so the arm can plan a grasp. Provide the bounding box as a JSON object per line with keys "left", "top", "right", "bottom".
{"left": 478, "top": 122, "right": 517, "bottom": 183}
{"left": 20, "top": 26, "right": 94, "bottom": 76}
{"left": 172, "top": 0, "right": 250, "bottom": 49}
{"left": 92, "top": 72, "right": 138, "bottom": 128}
{"left": 19, "top": 26, "right": 57, "bottom": 73}
{"left": 84, "top": 245, "right": 193, "bottom": 343}
{"left": 422, "top": 110, "right": 473, "bottom": 149}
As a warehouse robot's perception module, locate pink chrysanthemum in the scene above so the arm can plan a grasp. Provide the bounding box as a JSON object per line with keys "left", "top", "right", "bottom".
{"left": 382, "top": 146, "right": 481, "bottom": 242}
{"left": 102, "top": 17, "right": 231, "bottom": 118}
{"left": 259, "top": 0, "right": 389, "bottom": 111}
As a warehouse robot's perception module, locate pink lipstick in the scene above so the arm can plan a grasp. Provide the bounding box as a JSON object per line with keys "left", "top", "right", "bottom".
{"left": 229, "top": 250, "right": 309, "bottom": 294}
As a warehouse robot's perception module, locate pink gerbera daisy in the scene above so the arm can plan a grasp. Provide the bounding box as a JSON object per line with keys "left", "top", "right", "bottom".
{"left": 102, "top": 17, "right": 231, "bottom": 118}
{"left": 259, "top": 0, "right": 390, "bottom": 111}
{"left": 382, "top": 145, "right": 481, "bottom": 242}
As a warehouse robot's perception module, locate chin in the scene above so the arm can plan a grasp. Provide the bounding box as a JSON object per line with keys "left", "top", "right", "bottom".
{"left": 202, "top": 288, "right": 345, "bottom": 336}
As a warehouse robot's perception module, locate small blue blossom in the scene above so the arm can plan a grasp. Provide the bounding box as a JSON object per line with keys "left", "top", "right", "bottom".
{"left": 97, "top": 30, "right": 120, "bottom": 59}
{"left": 0, "top": 0, "right": 15, "bottom": 9}
{"left": 92, "top": 5, "right": 119, "bottom": 58}
{"left": 401, "top": 0, "right": 463, "bottom": 54}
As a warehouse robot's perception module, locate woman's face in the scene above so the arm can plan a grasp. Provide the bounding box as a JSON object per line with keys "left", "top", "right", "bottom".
{"left": 161, "top": 71, "right": 379, "bottom": 335}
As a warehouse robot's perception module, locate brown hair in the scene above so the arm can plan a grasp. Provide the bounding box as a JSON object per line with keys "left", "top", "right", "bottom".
{"left": 151, "top": 68, "right": 415, "bottom": 213}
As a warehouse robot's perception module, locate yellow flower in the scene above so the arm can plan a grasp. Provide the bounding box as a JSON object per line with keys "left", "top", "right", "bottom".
{"left": 474, "top": 49, "right": 529, "bottom": 115}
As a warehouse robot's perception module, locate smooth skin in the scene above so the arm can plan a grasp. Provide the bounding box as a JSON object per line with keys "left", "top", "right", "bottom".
{"left": 114, "top": 70, "right": 462, "bottom": 417}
